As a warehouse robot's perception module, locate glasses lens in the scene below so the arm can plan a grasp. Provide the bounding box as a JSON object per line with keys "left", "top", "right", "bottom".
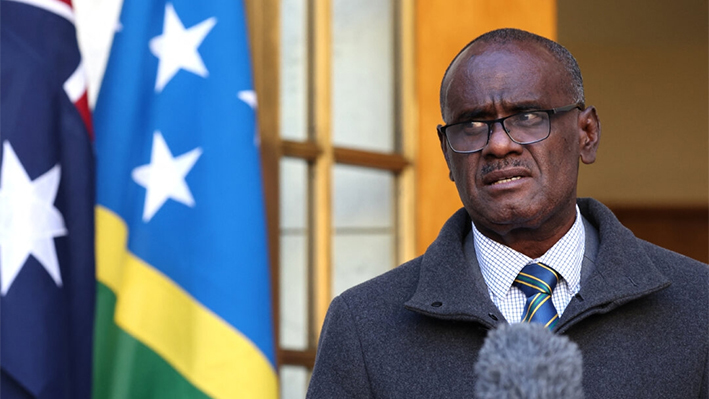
{"left": 505, "top": 111, "right": 550, "bottom": 144}
{"left": 445, "top": 111, "right": 552, "bottom": 153}
{"left": 446, "top": 121, "right": 488, "bottom": 152}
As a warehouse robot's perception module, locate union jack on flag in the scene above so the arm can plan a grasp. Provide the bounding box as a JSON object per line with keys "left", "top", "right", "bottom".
{"left": 0, "top": 0, "right": 96, "bottom": 398}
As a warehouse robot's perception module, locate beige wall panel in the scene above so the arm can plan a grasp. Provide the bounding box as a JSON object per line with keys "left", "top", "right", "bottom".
{"left": 559, "top": 0, "right": 709, "bottom": 206}
{"left": 415, "top": 0, "right": 557, "bottom": 254}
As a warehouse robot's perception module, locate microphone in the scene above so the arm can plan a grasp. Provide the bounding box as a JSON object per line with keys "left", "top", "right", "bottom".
{"left": 474, "top": 322, "right": 584, "bottom": 399}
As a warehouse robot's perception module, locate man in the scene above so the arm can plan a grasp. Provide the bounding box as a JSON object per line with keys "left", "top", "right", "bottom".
{"left": 307, "top": 28, "right": 708, "bottom": 398}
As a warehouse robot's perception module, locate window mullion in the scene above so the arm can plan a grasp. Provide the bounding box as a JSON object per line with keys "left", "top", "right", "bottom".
{"left": 308, "top": 0, "right": 333, "bottom": 348}
{"left": 395, "top": 0, "right": 417, "bottom": 264}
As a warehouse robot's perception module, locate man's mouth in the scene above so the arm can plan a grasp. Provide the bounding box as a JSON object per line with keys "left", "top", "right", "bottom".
{"left": 492, "top": 176, "right": 522, "bottom": 185}
{"left": 482, "top": 166, "right": 531, "bottom": 186}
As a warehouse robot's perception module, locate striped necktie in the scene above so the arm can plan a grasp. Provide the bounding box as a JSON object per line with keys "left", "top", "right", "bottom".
{"left": 513, "top": 262, "right": 560, "bottom": 330}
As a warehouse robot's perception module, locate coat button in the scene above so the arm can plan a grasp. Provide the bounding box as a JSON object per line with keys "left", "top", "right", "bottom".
{"left": 431, "top": 301, "right": 443, "bottom": 307}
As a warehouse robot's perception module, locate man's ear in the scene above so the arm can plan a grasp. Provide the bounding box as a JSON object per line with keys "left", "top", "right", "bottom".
{"left": 578, "top": 106, "right": 601, "bottom": 164}
{"left": 437, "top": 125, "right": 455, "bottom": 181}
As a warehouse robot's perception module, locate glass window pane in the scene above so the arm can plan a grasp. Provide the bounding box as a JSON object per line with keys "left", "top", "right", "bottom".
{"left": 333, "top": 165, "right": 393, "bottom": 229}
{"left": 279, "top": 158, "right": 308, "bottom": 350}
{"left": 332, "top": 0, "right": 395, "bottom": 152}
{"left": 333, "top": 234, "right": 394, "bottom": 297}
{"left": 280, "top": 0, "right": 308, "bottom": 141}
{"left": 280, "top": 365, "right": 311, "bottom": 399}
{"left": 280, "top": 157, "right": 308, "bottom": 229}
{"left": 332, "top": 165, "right": 395, "bottom": 296}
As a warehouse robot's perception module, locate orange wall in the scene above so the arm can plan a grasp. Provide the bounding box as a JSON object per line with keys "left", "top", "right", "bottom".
{"left": 415, "top": 0, "right": 558, "bottom": 254}
{"left": 558, "top": 0, "right": 708, "bottom": 207}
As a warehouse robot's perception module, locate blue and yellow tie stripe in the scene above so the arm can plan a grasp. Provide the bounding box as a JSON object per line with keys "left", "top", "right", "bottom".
{"left": 513, "top": 262, "right": 560, "bottom": 330}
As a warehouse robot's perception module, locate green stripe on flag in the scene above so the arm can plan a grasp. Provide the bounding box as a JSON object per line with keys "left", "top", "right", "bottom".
{"left": 93, "top": 282, "right": 211, "bottom": 399}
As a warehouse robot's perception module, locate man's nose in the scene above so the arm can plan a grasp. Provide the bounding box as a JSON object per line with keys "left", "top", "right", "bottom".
{"left": 481, "top": 121, "right": 523, "bottom": 157}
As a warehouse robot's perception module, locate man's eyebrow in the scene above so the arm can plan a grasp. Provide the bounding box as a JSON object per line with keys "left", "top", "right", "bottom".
{"left": 454, "top": 102, "right": 544, "bottom": 121}
{"left": 455, "top": 109, "right": 487, "bottom": 121}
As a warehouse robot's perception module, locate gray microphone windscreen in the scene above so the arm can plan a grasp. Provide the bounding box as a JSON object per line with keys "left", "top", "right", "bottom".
{"left": 474, "top": 322, "right": 584, "bottom": 399}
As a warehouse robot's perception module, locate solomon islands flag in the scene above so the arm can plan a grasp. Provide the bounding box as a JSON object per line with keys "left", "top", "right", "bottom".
{"left": 92, "top": 0, "right": 277, "bottom": 398}
{"left": 0, "top": 0, "right": 96, "bottom": 398}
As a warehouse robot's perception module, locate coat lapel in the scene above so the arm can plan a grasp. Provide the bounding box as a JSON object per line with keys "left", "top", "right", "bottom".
{"left": 557, "top": 199, "right": 671, "bottom": 332}
{"left": 404, "top": 199, "right": 672, "bottom": 334}
{"left": 404, "top": 208, "right": 502, "bottom": 328}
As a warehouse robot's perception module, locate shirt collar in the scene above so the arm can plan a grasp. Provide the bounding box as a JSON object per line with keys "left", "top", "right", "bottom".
{"left": 472, "top": 205, "right": 585, "bottom": 300}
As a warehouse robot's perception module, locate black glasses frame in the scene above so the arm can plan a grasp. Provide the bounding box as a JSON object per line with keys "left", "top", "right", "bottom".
{"left": 437, "top": 103, "right": 584, "bottom": 154}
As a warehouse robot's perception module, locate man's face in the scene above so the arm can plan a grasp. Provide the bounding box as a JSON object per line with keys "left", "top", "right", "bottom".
{"left": 439, "top": 42, "right": 598, "bottom": 244}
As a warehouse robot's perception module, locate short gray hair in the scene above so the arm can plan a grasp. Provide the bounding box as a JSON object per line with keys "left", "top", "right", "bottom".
{"left": 439, "top": 28, "right": 584, "bottom": 118}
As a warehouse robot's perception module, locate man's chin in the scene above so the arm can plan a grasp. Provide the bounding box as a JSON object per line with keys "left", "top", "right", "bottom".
{"left": 467, "top": 205, "right": 546, "bottom": 234}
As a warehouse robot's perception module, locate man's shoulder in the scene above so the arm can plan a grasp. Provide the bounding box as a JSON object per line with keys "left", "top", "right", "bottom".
{"left": 580, "top": 197, "right": 709, "bottom": 277}
{"left": 335, "top": 207, "right": 472, "bottom": 310}
{"left": 638, "top": 238, "right": 709, "bottom": 280}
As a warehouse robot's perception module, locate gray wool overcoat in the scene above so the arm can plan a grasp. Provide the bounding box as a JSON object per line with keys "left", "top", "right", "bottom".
{"left": 307, "top": 198, "right": 709, "bottom": 398}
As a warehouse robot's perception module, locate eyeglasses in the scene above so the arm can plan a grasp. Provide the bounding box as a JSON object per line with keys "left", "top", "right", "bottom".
{"left": 438, "top": 103, "right": 583, "bottom": 154}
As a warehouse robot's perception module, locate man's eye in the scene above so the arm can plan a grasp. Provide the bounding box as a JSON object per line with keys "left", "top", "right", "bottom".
{"left": 460, "top": 121, "right": 487, "bottom": 135}
{"left": 513, "top": 112, "right": 544, "bottom": 126}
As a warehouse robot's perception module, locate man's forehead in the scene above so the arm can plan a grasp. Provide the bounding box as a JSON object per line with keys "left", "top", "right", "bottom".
{"left": 452, "top": 41, "right": 555, "bottom": 79}
{"left": 441, "top": 41, "right": 565, "bottom": 115}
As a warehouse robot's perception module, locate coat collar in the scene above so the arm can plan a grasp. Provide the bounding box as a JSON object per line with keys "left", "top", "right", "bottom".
{"left": 557, "top": 198, "right": 671, "bottom": 332}
{"left": 404, "top": 198, "right": 671, "bottom": 331}
{"left": 404, "top": 208, "right": 502, "bottom": 329}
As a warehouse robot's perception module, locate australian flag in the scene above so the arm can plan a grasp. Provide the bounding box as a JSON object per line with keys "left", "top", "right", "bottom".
{"left": 0, "top": 0, "right": 95, "bottom": 398}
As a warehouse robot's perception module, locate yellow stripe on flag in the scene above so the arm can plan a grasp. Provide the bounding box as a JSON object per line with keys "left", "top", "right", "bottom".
{"left": 96, "top": 206, "right": 278, "bottom": 399}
